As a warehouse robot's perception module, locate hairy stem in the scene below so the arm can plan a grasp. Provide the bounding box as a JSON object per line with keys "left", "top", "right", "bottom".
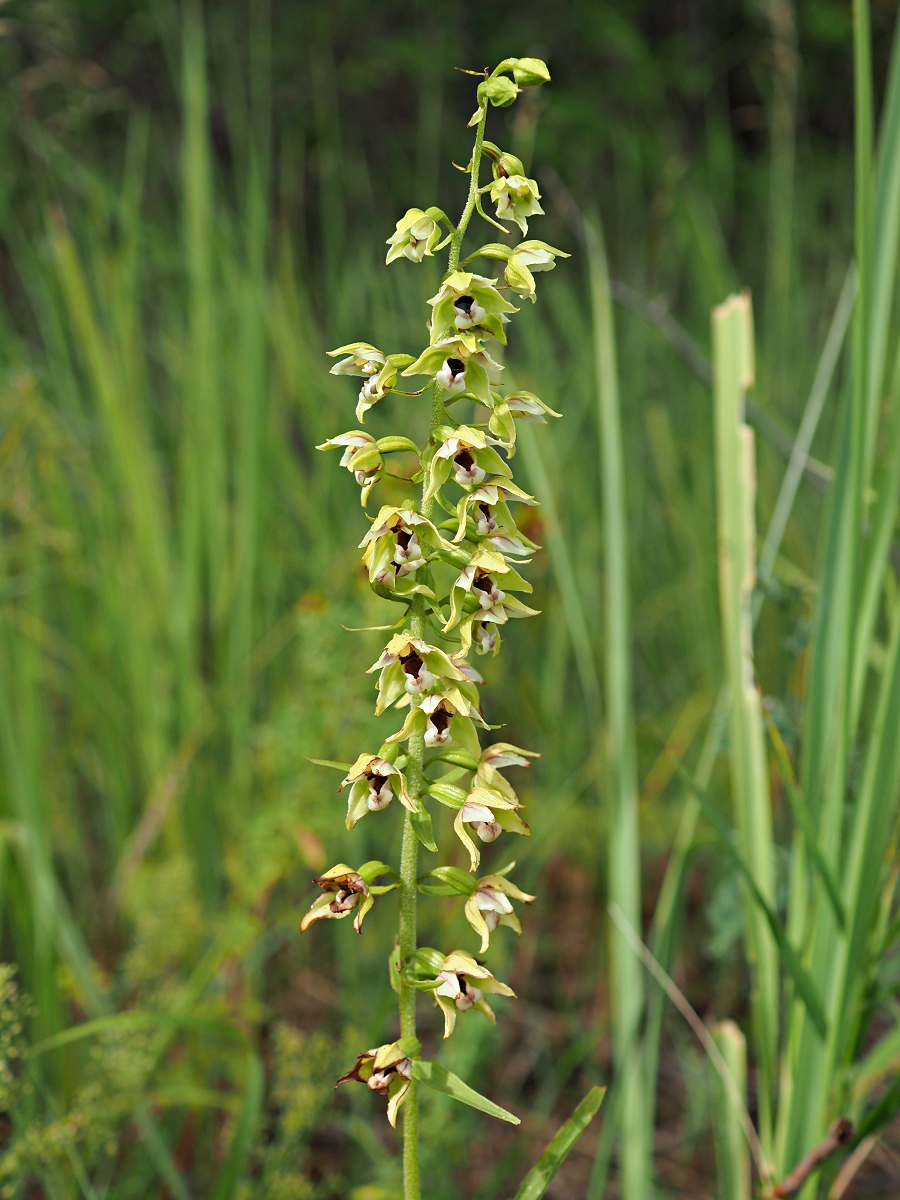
{"left": 447, "top": 105, "right": 488, "bottom": 272}
{"left": 399, "top": 98, "right": 489, "bottom": 1192}
{"left": 398, "top": 379, "right": 448, "bottom": 1200}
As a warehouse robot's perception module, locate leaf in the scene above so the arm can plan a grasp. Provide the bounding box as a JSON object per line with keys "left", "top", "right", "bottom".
{"left": 410, "top": 807, "right": 438, "bottom": 852}
{"left": 764, "top": 714, "right": 846, "bottom": 929}
{"left": 411, "top": 1059, "right": 520, "bottom": 1124}
{"left": 669, "top": 755, "right": 828, "bottom": 1038}
{"left": 511, "top": 1087, "right": 606, "bottom": 1199}
{"left": 210, "top": 1053, "right": 264, "bottom": 1200}
{"left": 306, "top": 757, "right": 352, "bottom": 772}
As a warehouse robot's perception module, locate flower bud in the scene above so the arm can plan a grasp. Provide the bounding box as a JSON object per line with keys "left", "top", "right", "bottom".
{"left": 512, "top": 57, "right": 550, "bottom": 86}
{"left": 477, "top": 76, "right": 520, "bottom": 109}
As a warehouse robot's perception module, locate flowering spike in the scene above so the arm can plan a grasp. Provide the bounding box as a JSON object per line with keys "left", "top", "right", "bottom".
{"left": 314, "top": 56, "right": 568, "bottom": 1176}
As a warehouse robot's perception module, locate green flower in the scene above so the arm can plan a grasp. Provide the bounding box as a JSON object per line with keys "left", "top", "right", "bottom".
{"left": 444, "top": 545, "right": 538, "bottom": 632}
{"left": 465, "top": 866, "right": 535, "bottom": 953}
{"left": 299, "top": 860, "right": 398, "bottom": 935}
{"left": 327, "top": 341, "right": 385, "bottom": 377}
{"left": 460, "top": 616, "right": 502, "bottom": 657}
{"left": 504, "top": 241, "right": 571, "bottom": 300}
{"left": 479, "top": 741, "right": 541, "bottom": 770}
{"left": 316, "top": 431, "right": 383, "bottom": 505}
{"left": 488, "top": 390, "right": 562, "bottom": 450}
{"left": 359, "top": 506, "right": 455, "bottom": 595}
{"left": 338, "top": 753, "right": 418, "bottom": 830}
{"left": 431, "top": 950, "right": 515, "bottom": 1037}
{"left": 489, "top": 175, "right": 544, "bottom": 235}
{"left": 427, "top": 270, "right": 518, "bottom": 345}
{"left": 336, "top": 1037, "right": 421, "bottom": 1127}
{"left": 367, "top": 632, "right": 475, "bottom": 714}
{"left": 386, "top": 208, "right": 448, "bottom": 264}
{"left": 402, "top": 335, "right": 503, "bottom": 405}
{"left": 387, "top": 689, "right": 487, "bottom": 758}
{"left": 453, "top": 780, "right": 530, "bottom": 872}
{"left": 424, "top": 424, "right": 511, "bottom": 502}
{"left": 453, "top": 479, "right": 539, "bottom": 555}
{"left": 326, "top": 344, "right": 416, "bottom": 422}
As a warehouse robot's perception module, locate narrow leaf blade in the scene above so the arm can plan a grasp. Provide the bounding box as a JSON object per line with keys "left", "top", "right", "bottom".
{"left": 512, "top": 1086, "right": 606, "bottom": 1200}
{"left": 411, "top": 1059, "right": 520, "bottom": 1124}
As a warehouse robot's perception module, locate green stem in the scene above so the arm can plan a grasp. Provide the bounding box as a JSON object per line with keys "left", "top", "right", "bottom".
{"left": 398, "top": 99, "right": 489, "bottom": 1196}
{"left": 398, "top": 380, "right": 449, "bottom": 1200}
{"left": 447, "top": 106, "right": 488, "bottom": 272}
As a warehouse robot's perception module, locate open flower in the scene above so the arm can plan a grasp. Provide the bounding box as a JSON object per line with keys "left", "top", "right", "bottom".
{"left": 504, "top": 241, "right": 570, "bottom": 300}
{"left": 444, "top": 545, "right": 537, "bottom": 631}
{"left": 326, "top": 345, "right": 415, "bottom": 422}
{"left": 465, "top": 868, "right": 535, "bottom": 952}
{"left": 387, "top": 689, "right": 486, "bottom": 758}
{"left": 386, "top": 208, "right": 448, "bottom": 264}
{"left": 327, "top": 342, "right": 385, "bottom": 377}
{"left": 402, "top": 335, "right": 503, "bottom": 405}
{"left": 458, "top": 477, "right": 535, "bottom": 544}
{"left": 429, "top": 950, "right": 515, "bottom": 1038}
{"left": 460, "top": 616, "right": 502, "bottom": 657}
{"left": 367, "top": 632, "right": 475, "bottom": 714}
{"left": 336, "top": 1037, "right": 420, "bottom": 1127}
{"left": 489, "top": 175, "right": 544, "bottom": 235}
{"left": 454, "top": 786, "right": 530, "bottom": 872}
{"left": 316, "top": 431, "right": 383, "bottom": 505}
{"left": 299, "top": 860, "right": 398, "bottom": 934}
{"left": 480, "top": 741, "right": 540, "bottom": 771}
{"left": 488, "top": 390, "right": 563, "bottom": 450}
{"left": 359, "top": 506, "right": 455, "bottom": 596}
{"left": 338, "top": 753, "right": 418, "bottom": 829}
{"left": 453, "top": 480, "right": 539, "bottom": 558}
{"left": 427, "top": 270, "right": 518, "bottom": 344}
{"left": 424, "top": 425, "right": 511, "bottom": 503}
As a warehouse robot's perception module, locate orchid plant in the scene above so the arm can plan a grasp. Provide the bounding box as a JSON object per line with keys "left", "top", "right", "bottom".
{"left": 307, "top": 57, "right": 571, "bottom": 1198}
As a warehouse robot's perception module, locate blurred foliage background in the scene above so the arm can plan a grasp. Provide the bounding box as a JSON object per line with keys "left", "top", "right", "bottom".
{"left": 0, "top": 0, "right": 896, "bottom": 1197}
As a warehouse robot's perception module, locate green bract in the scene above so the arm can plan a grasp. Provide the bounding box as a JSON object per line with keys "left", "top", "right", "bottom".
{"left": 314, "top": 54, "right": 569, "bottom": 1195}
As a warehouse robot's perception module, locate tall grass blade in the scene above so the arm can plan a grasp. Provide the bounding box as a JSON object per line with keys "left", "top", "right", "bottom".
{"left": 584, "top": 213, "right": 650, "bottom": 1199}
{"left": 510, "top": 1087, "right": 605, "bottom": 1200}
{"left": 210, "top": 1052, "right": 265, "bottom": 1200}
{"left": 712, "top": 291, "right": 779, "bottom": 1146}
{"left": 710, "top": 1021, "right": 751, "bottom": 1200}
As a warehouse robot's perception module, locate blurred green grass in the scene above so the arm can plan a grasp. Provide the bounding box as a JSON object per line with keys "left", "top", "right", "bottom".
{"left": 0, "top": 1, "right": 888, "bottom": 1197}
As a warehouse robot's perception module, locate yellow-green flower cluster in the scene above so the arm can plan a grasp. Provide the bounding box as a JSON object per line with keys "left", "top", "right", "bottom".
{"left": 309, "top": 54, "right": 564, "bottom": 1133}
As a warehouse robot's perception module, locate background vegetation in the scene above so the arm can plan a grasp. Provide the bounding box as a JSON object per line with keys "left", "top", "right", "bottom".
{"left": 0, "top": 0, "right": 898, "bottom": 1196}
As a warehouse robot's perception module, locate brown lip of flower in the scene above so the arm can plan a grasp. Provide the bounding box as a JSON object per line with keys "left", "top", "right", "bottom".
{"left": 313, "top": 871, "right": 368, "bottom": 914}
{"left": 426, "top": 704, "right": 453, "bottom": 744}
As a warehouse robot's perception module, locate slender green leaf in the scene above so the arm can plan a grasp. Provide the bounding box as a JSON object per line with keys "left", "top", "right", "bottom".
{"left": 411, "top": 1059, "right": 520, "bottom": 1124}
{"left": 511, "top": 1086, "right": 605, "bottom": 1200}
{"left": 210, "top": 1053, "right": 265, "bottom": 1200}
{"left": 669, "top": 756, "right": 827, "bottom": 1037}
